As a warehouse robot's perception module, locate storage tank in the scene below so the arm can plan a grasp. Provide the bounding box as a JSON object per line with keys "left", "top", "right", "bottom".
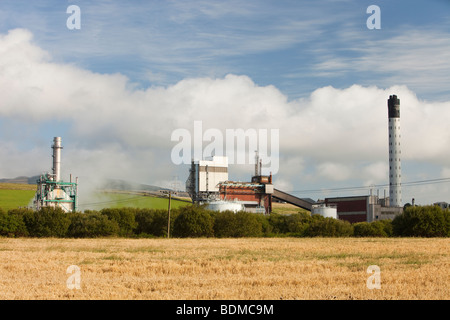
{"left": 312, "top": 204, "right": 337, "bottom": 219}
{"left": 206, "top": 200, "right": 244, "bottom": 212}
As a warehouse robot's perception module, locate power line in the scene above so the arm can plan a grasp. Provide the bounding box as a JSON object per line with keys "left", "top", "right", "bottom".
{"left": 77, "top": 178, "right": 450, "bottom": 205}
{"left": 402, "top": 177, "right": 450, "bottom": 186}
{"left": 285, "top": 177, "right": 450, "bottom": 195}
{"left": 78, "top": 195, "right": 148, "bottom": 207}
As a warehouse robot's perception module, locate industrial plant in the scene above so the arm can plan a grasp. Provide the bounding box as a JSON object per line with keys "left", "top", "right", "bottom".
{"left": 317, "top": 95, "right": 404, "bottom": 222}
{"left": 186, "top": 152, "right": 316, "bottom": 214}
{"left": 185, "top": 94, "right": 406, "bottom": 223}
{"left": 33, "top": 137, "right": 78, "bottom": 213}
{"left": 30, "top": 95, "right": 405, "bottom": 222}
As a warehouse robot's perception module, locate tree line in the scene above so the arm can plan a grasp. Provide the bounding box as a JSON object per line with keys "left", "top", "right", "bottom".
{"left": 0, "top": 204, "right": 448, "bottom": 238}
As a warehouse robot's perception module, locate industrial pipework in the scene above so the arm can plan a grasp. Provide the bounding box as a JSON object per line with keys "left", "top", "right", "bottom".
{"left": 33, "top": 137, "right": 78, "bottom": 213}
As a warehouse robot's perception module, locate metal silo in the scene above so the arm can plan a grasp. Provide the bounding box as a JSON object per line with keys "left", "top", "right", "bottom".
{"left": 312, "top": 203, "right": 337, "bottom": 219}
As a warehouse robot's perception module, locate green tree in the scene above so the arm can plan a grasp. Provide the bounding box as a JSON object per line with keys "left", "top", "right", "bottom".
{"left": 267, "top": 213, "right": 289, "bottom": 235}
{"left": 0, "top": 209, "right": 27, "bottom": 237}
{"left": 378, "top": 219, "right": 393, "bottom": 237}
{"left": 393, "top": 205, "right": 449, "bottom": 237}
{"left": 68, "top": 212, "right": 119, "bottom": 238}
{"left": 213, "top": 210, "right": 237, "bottom": 238}
{"left": 100, "top": 207, "right": 137, "bottom": 237}
{"left": 173, "top": 205, "right": 214, "bottom": 238}
{"left": 306, "top": 215, "right": 353, "bottom": 237}
{"left": 353, "top": 221, "right": 390, "bottom": 237}
{"left": 255, "top": 213, "right": 272, "bottom": 236}
{"left": 285, "top": 212, "right": 311, "bottom": 236}
{"left": 135, "top": 208, "right": 155, "bottom": 236}
{"left": 233, "top": 211, "right": 263, "bottom": 237}
{"left": 23, "top": 207, "right": 71, "bottom": 237}
{"left": 135, "top": 208, "right": 171, "bottom": 237}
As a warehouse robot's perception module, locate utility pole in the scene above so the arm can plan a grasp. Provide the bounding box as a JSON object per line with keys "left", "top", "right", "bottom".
{"left": 167, "top": 192, "right": 171, "bottom": 239}
{"left": 161, "top": 190, "right": 176, "bottom": 239}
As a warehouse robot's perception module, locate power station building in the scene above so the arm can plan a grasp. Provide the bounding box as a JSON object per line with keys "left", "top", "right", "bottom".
{"left": 185, "top": 155, "right": 275, "bottom": 213}
{"left": 322, "top": 94, "right": 405, "bottom": 223}
{"left": 217, "top": 174, "right": 274, "bottom": 214}
{"left": 185, "top": 156, "right": 229, "bottom": 203}
{"left": 324, "top": 194, "right": 402, "bottom": 223}
{"left": 185, "top": 94, "right": 405, "bottom": 220}
{"left": 186, "top": 154, "right": 315, "bottom": 214}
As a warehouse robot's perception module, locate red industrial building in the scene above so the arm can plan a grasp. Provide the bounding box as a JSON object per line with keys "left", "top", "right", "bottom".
{"left": 218, "top": 175, "right": 274, "bottom": 214}
{"left": 186, "top": 155, "right": 315, "bottom": 214}
{"left": 324, "top": 195, "right": 403, "bottom": 223}
{"left": 218, "top": 173, "right": 317, "bottom": 214}
{"left": 324, "top": 196, "right": 373, "bottom": 223}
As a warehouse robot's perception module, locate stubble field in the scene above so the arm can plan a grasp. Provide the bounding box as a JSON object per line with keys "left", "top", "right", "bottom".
{"left": 0, "top": 237, "right": 448, "bottom": 300}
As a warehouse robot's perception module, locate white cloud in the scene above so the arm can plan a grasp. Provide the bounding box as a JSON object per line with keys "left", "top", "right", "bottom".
{"left": 317, "top": 162, "right": 352, "bottom": 181}
{"left": 361, "top": 162, "right": 388, "bottom": 186}
{"left": 442, "top": 167, "right": 450, "bottom": 178}
{"left": 313, "top": 28, "right": 450, "bottom": 99}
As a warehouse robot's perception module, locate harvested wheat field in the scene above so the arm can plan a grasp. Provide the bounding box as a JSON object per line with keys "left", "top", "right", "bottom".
{"left": 0, "top": 237, "right": 448, "bottom": 300}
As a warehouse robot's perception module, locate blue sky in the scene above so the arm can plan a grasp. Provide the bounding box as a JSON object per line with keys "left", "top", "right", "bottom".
{"left": 1, "top": 0, "right": 449, "bottom": 99}
{"left": 1, "top": 0, "right": 450, "bottom": 205}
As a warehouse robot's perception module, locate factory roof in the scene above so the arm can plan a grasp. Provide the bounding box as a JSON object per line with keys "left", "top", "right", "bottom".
{"left": 218, "top": 181, "right": 264, "bottom": 188}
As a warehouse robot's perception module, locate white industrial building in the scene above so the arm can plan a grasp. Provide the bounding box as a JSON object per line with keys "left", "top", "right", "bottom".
{"left": 185, "top": 156, "right": 229, "bottom": 203}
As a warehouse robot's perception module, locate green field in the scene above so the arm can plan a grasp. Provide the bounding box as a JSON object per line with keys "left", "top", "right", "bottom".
{"left": 0, "top": 183, "right": 36, "bottom": 210}
{"left": 78, "top": 192, "right": 190, "bottom": 211}
{"left": 0, "top": 189, "right": 36, "bottom": 210}
{"left": 0, "top": 183, "right": 190, "bottom": 211}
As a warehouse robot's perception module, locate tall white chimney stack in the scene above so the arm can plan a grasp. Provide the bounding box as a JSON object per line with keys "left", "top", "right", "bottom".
{"left": 388, "top": 95, "right": 402, "bottom": 207}
{"left": 52, "top": 137, "right": 63, "bottom": 182}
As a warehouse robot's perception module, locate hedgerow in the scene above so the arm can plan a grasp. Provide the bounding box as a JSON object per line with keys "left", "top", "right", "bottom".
{"left": 0, "top": 204, "right": 447, "bottom": 238}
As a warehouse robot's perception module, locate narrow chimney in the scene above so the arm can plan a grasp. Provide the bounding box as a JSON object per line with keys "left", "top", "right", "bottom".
{"left": 388, "top": 95, "right": 402, "bottom": 207}
{"left": 52, "top": 137, "right": 63, "bottom": 182}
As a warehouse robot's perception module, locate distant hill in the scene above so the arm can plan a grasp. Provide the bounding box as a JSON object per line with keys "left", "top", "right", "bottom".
{"left": 100, "top": 178, "right": 168, "bottom": 192}
{"left": 99, "top": 179, "right": 190, "bottom": 198}
{"left": 0, "top": 176, "right": 40, "bottom": 184}
{"left": 0, "top": 175, "right": 165, "bottom": 190}
{"left": 0, "top": 175, "right": 189, "bottom": 195}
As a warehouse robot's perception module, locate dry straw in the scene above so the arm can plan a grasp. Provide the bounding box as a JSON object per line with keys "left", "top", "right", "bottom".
{"left": 0, "top": 237, "right": 448, "bottom": 299}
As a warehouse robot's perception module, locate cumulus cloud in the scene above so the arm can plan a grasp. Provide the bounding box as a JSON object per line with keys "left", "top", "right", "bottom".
{"left": 312, "top": 28, "right": 450, "bottom": 100}
{"left": 1, "top": 28, "right": 450, "bottom": 204}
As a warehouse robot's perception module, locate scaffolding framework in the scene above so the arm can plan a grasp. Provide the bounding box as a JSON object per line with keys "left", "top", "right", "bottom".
{"left": 34, "top": 173, "right": 78, "bottom": 212}
{"left": 33, "top": 137, "right": 78, "bottom": 213}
